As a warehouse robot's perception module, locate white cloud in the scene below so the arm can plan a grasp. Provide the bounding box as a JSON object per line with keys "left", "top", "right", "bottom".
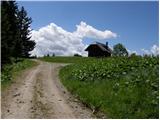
{"left": 74, "top": 21, "right": 117, "bottom": 39}
{"left": 151, "top": 45, "right": 159, "bottom": 55}
{"left": 141, "top": 49, "right": 150, "bottom": 55}
{"left": 141, "top": 44, "right": 159, "bottom": 56}
{"left": 30, "top": 21, "right": 117, "bottom": 57}
{"left": 127, "top": 49, "right": 137, "bottom": 55}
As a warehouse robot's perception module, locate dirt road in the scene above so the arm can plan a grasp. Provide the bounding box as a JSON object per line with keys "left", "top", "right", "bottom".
{"left": 1, "top": 60, "right": 94, "bottom": 119}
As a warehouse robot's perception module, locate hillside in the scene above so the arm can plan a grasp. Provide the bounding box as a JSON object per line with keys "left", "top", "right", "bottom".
{"left": 42, "top": 56, "right": 159, "bottom": 118}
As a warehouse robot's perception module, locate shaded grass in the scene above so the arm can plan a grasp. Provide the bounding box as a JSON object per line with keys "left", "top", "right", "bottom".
{"left": 1, "top": 59, "right": 38, "bottom": 89}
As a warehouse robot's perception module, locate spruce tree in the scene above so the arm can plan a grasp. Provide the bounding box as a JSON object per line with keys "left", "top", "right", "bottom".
{"left": 1, "top": 1, "right": 36, "bottom": 66}
{"left": 1, "top": 1, "right": 19, "bottom": 64}
{"left": 17, "top": 6, "right": 35, "bottom": 58}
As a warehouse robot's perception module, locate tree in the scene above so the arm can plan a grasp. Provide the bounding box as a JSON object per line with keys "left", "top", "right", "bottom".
{"left": 130, "top": 53, "right": 136, "bottom": 57}
{"left": 1, "top": 1, "right": 19, "bottom": 64}
{"left": 74, "top": 53, "right": 82, "bottom": 57}
{"left": 1, "top": 1, "right": 35, "bottom": 66}
{"left": 52, "top": 53, "right": 55, "bottom": 57}
{"left": 47, "top": 54, "right": 50, "bottom": 57}
{"left": 113, "top": 43, "right": 128, "bottom": 57}
{"left": 16, "top": 6, "right": 35, "bottom": 57}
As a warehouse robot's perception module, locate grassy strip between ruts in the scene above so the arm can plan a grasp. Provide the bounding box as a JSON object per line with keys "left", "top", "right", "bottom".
{"left": 1, "top": 58, "right": 38, "bottom": 89}
{"left": 59, "top": 56, "right": 159, "bottom": 119}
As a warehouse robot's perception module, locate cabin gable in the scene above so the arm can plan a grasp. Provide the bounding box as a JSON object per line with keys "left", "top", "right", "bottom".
{"left": 85, "top": 42, "right": 112, "bottom": 57}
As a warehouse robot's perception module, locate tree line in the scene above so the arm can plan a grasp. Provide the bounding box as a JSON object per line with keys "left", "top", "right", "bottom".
{"left": 1, "top": 1, "right": 35, "bottom": 67}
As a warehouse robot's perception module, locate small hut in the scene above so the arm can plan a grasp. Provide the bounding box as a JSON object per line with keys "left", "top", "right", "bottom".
{"left": 85, "top": 42, "right": 112, "bottom": 57}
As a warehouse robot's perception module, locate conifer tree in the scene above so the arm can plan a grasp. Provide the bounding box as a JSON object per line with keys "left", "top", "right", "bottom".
{"left": 1, "top": 1, "right": 36, "bottom": 66}
{"left": 1, "top": 1, "right": 19, "bottom": 64}
{"left": 17, "top": 6, "right": 35, "bottom": 57}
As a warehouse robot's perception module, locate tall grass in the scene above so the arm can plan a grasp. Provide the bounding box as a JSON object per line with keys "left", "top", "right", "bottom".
{"left": 1, "top": 59, "right": 38, "bottom": 88}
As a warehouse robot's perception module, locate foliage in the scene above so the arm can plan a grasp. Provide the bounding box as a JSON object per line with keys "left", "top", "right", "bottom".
{"left": 113, "top": 43, "right": 128, "bottom": 57}
{"left": 47, "top": 54, "right": 50, "bottom": 57}
{"left": 52, "top": 53, "right": 55, "bottom": 57}
{"left": 74, "top": 53, "right": 82, "bottom": 57}
{"left": 17, "top": 6, "right": 35, "bottom": 57}
{"left": 130, "top": 53, "right": 137, "bottom": 57}
{"left": 1, "top": 59, "right": 37, "bottom": 88}
{"left": 1, "top": 1, "right": 35, "bottom": 66}
{"left": 59, "top": 56, "right": 159, "bottom": 118}
{"left": 1, "top": 1, "right": 18, "bottom": 64}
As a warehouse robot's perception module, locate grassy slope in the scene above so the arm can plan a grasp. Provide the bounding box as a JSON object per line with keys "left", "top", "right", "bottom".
{"left": 1, "top": 59, "right": 38, "bottom": 89}
{"left": 41, "top": 56, "right": 159, "bottom": 118}
{"left": 39, "top": 56, "right": 96, "bottom": 63}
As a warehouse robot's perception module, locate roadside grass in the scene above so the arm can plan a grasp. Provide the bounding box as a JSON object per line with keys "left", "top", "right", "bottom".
{"left": 59, "top": 56, "right": 159, "bottom": 119}
{"left": 1, "top": 58, "right": 38, "bottom": 89}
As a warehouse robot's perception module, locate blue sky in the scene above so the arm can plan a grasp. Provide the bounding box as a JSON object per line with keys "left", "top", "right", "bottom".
{"left": 18, "top": 1, "right": 158, "bottom": 56}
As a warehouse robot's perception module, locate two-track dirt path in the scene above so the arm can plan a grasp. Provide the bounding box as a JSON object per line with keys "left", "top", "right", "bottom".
{"left": 1, "top": 60, "right": 94, "bottom": 119}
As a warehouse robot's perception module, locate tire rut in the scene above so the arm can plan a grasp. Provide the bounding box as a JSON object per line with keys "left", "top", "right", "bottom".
{"left": 1, "top": 60, "right": 94, "bottom": 119}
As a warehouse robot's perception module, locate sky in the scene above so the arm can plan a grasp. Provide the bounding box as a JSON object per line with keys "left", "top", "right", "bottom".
{"left": 17, "top": 1, "right": 159, "bottom": 56}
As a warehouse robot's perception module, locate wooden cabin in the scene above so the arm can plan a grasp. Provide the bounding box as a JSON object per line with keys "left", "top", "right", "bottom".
{"left": 85, "top": 42, "right": 112, "bottom": 57}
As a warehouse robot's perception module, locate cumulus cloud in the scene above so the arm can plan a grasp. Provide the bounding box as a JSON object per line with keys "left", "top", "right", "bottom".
{"left": 74, "top": 21, "right": 117, "bottom": 39}
{"left": 30, "top": 21, "right": 117, "bottom": 57}
{"left": 141, "top": 49, "right": 150, "bottom": 55}
{"left": 141, "top": 44, "right": 159, "bottom": 56}
{"left": 151, "top": 44, "right": 159, "bottom": 55}
{"left": 127, "top": 49, "right": 137, "bottom": 55}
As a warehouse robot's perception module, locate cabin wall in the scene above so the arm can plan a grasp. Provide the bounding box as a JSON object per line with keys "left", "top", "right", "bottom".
{"left": 88, "top": 49, "right": 111, "bottom": 57}
{"left": 86, "top": 44, "right": 111, "bottom": 57}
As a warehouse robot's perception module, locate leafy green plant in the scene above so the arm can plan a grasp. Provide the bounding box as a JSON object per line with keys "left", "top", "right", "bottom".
{"left": 59, "top": 56, "right": 159, "bottom": 118}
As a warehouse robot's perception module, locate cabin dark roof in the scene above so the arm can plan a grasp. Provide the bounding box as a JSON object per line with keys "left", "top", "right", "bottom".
{"left": 85, "top": 42, "right": 112, "bottom": 53}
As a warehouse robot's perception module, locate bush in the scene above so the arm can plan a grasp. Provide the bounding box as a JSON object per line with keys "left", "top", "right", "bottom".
{"left": 74, "top": 53, "right": 82, "bottom": 57}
